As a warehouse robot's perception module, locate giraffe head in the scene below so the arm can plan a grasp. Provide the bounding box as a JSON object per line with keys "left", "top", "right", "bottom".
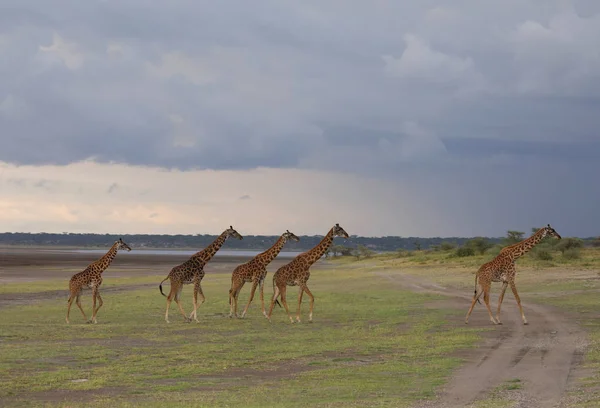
{"left": 542, "top": 224, "right": 562, "bottom": 240}
{"left": 226, "top": 226, "right": 244, "bottom": 240}
{"left": 282, "top": 230, "right": 300, "bottom": 243}
{"left": 116, "top": 238, "right": 132, "bottom": 251}
{"left": 333, "top": 223, "right": 350, "bottom": 239}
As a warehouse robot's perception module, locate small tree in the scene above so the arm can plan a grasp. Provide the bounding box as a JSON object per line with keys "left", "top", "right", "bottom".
{"left": 505, "top": 230, "right": 525, "bottom": 245}
{"left": 413, "top": 239, "right": 422, "bottom": 251}
{"left": 357, "top": 244, "right": 374, "bottom": 259}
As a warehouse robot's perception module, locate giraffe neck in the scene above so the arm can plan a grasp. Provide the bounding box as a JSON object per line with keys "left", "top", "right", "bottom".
{"left": 506, "top": 229, "right": 547, "bottom": 259}
{"left": 300, "top": 228, "right": 335, "bottom": 266}
{"left": 254, "top": 235, "right": 287, "bottom": 266}
{"left": 93, "top": 242, "right": 120, "bottom": 272}
{"left": 194, "top": 232, "right": 228, "bottom": 263}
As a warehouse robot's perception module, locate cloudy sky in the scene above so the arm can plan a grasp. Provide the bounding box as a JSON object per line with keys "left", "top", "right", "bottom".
{"left": 1, "top": 0, "right": 599, "bottom": 238}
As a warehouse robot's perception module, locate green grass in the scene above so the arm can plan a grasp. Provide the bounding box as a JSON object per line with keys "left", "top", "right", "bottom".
{"left": 0, "top": 267, "right": 483, "bottom": 407}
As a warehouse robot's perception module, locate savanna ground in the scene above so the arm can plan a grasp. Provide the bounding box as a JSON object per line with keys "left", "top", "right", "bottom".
{"left": 0, "top": 246, "right": 599, "bottom": 407}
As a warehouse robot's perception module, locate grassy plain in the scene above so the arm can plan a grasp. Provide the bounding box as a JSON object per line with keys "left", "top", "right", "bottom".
{"left": 2, "top": 245, "right": 600, "bottom": 407}
{"left": 0, "top": 254, "right": 482, "bottom": 408}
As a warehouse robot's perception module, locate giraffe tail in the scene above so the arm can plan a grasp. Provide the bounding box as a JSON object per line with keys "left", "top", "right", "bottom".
{"left": 159, "top": 277, "right": 169, "bottom": 297}
{"left": 474, "top": 273, "right": 481, "bottom": 305}
{"left": 228, "top": 288, "right": 232, "bottom": 305}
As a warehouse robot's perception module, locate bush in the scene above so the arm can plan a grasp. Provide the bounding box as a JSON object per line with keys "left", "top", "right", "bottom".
{"left": 395, "top": 249, "right": 414, "bottom": 258}
{"left": 534, "top": 249, "right": 553, "bottom": 261}
{"left": 455, "top": 247, "right": 475, "bottom": 257}
{"left": 556, "top": 238, "right": 584, "bottom": 254}
{"left": 440, "top": 241, "right": 457, "bottom": 251}
{"left": 485, "top": 245, "right": 504, "bottom": 257}
{"left": 562, "top": 248, "right": 581, "bottom": 260}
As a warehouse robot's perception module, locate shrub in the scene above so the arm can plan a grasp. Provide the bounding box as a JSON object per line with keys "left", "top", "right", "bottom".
{"left": 534, "top": 249, "right": 553, "bottom": 261}
{"left": 562, "top": 248, "right": 581, "bottom": 260}
{"left": 485, "top": 245, "right": 504, "bottom": 257}
{"left": 556, "top": 238, "right": 584, "bottom": 254}
{"left": 440, "top": 241, "right": 457, "bottom": 251}
{"left": 395, "top": 249, "right": 414, "bottom": 258}
{"left": 455, "top": 247, "right": 475, "bottom": 257}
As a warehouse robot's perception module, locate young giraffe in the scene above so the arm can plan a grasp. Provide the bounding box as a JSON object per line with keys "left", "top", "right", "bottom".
{"left": 159, "top": 226, "right": 243, "bottom": 323}
{"left": 66, "top": 238, "right": 132, "bottom": 324}
{"left": 229, "top": 230, "right": 300, "bottom": 319}
{"left": 465, "top": 224, "right": 561, "bottom": 325}
{"left": 267, "top": 223, "right": 349, "bottom": 323}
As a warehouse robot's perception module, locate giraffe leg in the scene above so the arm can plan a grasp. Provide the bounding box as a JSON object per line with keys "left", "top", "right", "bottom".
{"left": 90, "top": 291, "right": 103, "bottom": 324}
{"left": 75, "top": 294, "right": 87, "bottom": 321}
{"left": 259, "top": 279, "right": 267, "bottom": 318}
{"left": 173, "top": 285, "right": 190, "bottom": 323}
{"left": 267, "top": 285, "right": 281, "bottom": 322}
{"left": 495, "top": 282, "right": 509, "bottom": 324}
{"left": 87, "top": 287, "right": 98, "bottom": 324}
{"left": 66, "top": 291, "right": 78, "bottom": 324}
{"left": 279, "top": 286, "right": 294, "bottom": 324}
{"left": 482, "top": 285, "right": 499, "bottom": 325}
{"left": 241, "top": 280, "right": 259, "bottom": 318}
{"left": 228, "top": 282, "right": 239, "bottom": 318}
{"left": 303, "top": 285, "right": 315, "bottom": 323}
{"left": 295, "top": 287, "right": 304, "bottom": 323}
{"left": 231, "top": 281, "right": 244, "bottom": 318}
{"left": 465, "top": 281, "right": 484, "bottom": 324}
{"left": 165, "top": 283, "right": 183, "bottom": 323}
{"left": 510, "top": 281, "right": 528, "bottom": 325}
{"left": 189, "top": 282, "right": 205, "bottom": 323}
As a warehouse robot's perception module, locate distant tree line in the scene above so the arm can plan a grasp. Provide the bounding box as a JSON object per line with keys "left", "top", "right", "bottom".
{"left": 0, "top": 231, "right": 597, "bottom": 254}
{"left": 443, "top": 228, "right": 600, "bottom": 261}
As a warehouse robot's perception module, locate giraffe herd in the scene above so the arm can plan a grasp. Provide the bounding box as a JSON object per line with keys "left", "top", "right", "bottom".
{"left": 65, "top": 223, "right": 561, "bottom": 327}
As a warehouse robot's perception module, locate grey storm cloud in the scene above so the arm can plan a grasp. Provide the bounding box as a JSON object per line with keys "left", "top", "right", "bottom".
{"left": 1, "top": 0, "right": 599, "bottom": 174}
{"left": 2, "top": 0, "right": 600, "bottom": 239}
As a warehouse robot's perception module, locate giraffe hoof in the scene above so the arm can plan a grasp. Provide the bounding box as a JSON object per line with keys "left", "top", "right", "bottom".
{"left": 523, "top": 321, "right": 529, "bottom": 325}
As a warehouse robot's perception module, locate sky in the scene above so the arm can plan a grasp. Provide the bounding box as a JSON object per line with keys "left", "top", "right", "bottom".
{"left": 1, "top": 0, "right": 599, "bottom": 238}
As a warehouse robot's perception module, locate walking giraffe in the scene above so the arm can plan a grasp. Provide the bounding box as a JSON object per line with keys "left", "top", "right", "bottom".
{"left": 229, "top": 230, "right": 300, "bottom": 319}
{"left": 465, "top": 224, "right": 561, "bottom": 325}
{"left": 159, "top": 226, "right": 243, "bottom": 323}
{"left": 66, "top": 238, "right": 132, "bottom": 324}
{"left": 267, "top": 223, "right": 349, "bottom": 323}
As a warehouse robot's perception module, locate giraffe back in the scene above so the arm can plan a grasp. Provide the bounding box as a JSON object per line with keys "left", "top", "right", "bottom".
{"left": 233, "top": 258, "right": 267, "bottom": 282}
{"left": 170, "top": 257, "right": 206, "bottom": 283}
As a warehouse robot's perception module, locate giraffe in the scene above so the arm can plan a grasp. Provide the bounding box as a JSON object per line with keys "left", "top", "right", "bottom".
{"left": 465, "top": 224, "right": 561, "bottom": 325}
{"left": 228, "top": 230, "right": 300, "bottom": 319}
{"left": 267, "top": 223, "right": 349, "bottom": 323}
{"left": 66, "top": 238, "right": 132, "bottom": 324}
{"left": 159, "top": 226, "right": 243, "bottom": 323}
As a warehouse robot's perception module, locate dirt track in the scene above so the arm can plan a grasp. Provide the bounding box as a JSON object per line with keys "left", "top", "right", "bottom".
{"left": 377, "top": 271, "right": 588, "bottom": 408}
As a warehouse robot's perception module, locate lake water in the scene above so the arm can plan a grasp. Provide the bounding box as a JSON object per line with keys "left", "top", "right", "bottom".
{"left": 53, "top": 249, "right": 302, "bottom": 258}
